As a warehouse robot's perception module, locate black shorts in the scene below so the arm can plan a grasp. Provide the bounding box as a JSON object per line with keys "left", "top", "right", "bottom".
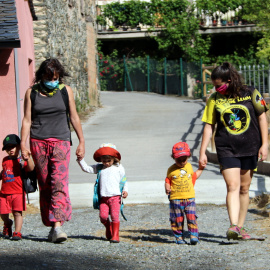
{"left": 218, "top": 156, "right": 258, "bottom": 172}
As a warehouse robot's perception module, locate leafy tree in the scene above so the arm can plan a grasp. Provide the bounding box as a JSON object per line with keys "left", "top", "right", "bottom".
{"left": 240, "top": 0, "right": 270, "bottom": 61}
{"left": 148, "top": 0, "right": 211, "bottom": 61}
{"left": 98, "top": 0, "right": 211, "bottom": 61}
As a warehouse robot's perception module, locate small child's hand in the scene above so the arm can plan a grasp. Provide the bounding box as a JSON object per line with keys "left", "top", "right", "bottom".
{"left": 165, "top": 182, "right": 171, "bottom": 195}
{"left": 198, "top": 163, "right": 205, "bottom": 170}
{"left": 165, "top": 187, "right": 171, "bottom": 195}
{"left": 22, "top": 149, "right": 31, "bottom": 160}
{"left": 122, "top": 191, "right": 128, "bottom": 198}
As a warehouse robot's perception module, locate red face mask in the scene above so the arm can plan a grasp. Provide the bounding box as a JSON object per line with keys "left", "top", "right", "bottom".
{"left": 216, "top": 84, "right": 228, "bottom": 95}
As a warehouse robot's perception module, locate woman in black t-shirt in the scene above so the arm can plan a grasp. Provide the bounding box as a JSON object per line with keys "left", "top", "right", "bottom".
{"left": 199, "top": 62, "right": 268, "bottom": 240}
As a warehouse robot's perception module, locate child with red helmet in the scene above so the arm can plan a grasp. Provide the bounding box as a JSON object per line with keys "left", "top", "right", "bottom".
{"left": 77, "top": 143, "right": 128, "bottom": 243}
{"left": 165, "top": 141, "right": 204, "bottom": 245}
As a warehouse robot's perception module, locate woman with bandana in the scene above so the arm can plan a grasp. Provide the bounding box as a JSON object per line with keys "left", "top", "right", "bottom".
{"left": 20, "top": 58, "right": 85, "bottom": 243}
{"left": 199, "top": 62, "right": 268, "bottom": 241}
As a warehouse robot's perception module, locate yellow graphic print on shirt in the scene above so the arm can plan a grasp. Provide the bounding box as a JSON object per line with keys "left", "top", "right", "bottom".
{"left": 219, "top": 104, "right": 250, "bottom": 135}
{"left": 167, "top": 163, "right": 195, "bottom": 200}
{"left": 203, "top": 93, "right": 254, "bottom": 135}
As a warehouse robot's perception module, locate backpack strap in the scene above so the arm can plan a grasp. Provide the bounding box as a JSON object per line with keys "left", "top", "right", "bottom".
{"left": 119, "top": 175, "right": 127, "bottom": 221}
{"left": 30, "top": 84, "right": 39, "bottom": 119}
{"left": 93, "top": 164, "right": 104, "bottom": 210}
{"left": 59, "top": 84, "right": 72, "bottom": 146}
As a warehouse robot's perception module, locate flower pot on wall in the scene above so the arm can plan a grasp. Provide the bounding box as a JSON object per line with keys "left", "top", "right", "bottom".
{"left": 221, "top": 20, "right": 227, "bottom": 26}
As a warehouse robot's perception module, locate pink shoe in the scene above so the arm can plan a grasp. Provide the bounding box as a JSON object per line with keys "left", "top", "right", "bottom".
{"left": 238, "top": 227, "right": 251, "bottom": 240}
{"left": 226, "top": 225, "right": 241, "bottom": 240}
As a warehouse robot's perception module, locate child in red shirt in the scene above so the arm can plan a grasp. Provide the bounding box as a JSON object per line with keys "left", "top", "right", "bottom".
{"left": 0, "top": 134, "right": 34, "bottom": 240}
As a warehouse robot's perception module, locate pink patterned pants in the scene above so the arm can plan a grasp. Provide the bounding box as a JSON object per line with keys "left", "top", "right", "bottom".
{"left": 30, "top": 138, "right": 72, "bottom": 226}
{"left": 99, "top": 196, "right": 121, "bottom": 223}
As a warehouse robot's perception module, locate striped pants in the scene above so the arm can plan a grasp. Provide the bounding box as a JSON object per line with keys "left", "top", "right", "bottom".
{"left": 30, "top": 138, "right": 72, "bottom": 227}
{"left": 169, "top": 198, "right": 198, "bottom": 238}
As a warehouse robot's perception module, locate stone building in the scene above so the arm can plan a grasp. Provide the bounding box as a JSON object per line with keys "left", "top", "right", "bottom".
{"left": 32, "top": 0, "right": 99, "bottom": 109}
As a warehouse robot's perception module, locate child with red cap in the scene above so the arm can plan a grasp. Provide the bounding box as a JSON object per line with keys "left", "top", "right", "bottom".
{"left": 165, "top": 141, "right": 204, "bottom": 245}
{"left": 77, "top": 143, "right": 128, "bottom": 243}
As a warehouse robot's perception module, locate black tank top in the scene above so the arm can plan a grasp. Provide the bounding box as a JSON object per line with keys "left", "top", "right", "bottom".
{"left": 30, "top": 89, "right": 70, "bottom": 141}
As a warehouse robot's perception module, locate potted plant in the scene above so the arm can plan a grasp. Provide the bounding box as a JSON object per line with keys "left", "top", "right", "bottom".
{"left": 212, "top": 14, "right": 217, "bottom": 26}
{"left": 221, "top": 15, "right": 227, "bottom": 26}
{"left": 233, "top": 16, "right": 239, "bottom": 25}
{"left": 97, "top": 14, "right": 106, "bottom": 31}
{"left": 122, "top": 23, "right": 128, "bottom": 31}
{"left": 228, "top": 15, "right": 233, "bottom": 26}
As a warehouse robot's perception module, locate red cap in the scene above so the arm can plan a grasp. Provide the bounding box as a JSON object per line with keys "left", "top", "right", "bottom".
{"left": 93, "top": 143, "right": 121, "bottom": 162}
{"left": 172, "top": 142, "right": 190, "bottom": 158}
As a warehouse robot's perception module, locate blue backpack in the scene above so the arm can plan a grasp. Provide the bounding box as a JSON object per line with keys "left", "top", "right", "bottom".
{"left": 93, "top": 164, "right": 127, "bottom": 221}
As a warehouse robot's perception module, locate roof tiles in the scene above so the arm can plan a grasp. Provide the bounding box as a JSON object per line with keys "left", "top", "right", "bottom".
{"left": 0, "top": 0, "right": 20, "bottom": 47}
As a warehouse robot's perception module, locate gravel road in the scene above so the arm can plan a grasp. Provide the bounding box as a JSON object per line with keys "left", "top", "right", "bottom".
{"left": 0, "top": 203, "right": 269, "bottom": 270}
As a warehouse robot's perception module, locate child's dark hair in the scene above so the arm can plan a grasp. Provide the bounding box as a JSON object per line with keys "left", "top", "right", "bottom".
{"left": 101, "top": 155, "right": 120, "bottom": 165}
{"left": 211, "top": 62, "right": 247, "bottom": 97}
{"left": 34, "top": 58, "right": 69, "bottom": 84}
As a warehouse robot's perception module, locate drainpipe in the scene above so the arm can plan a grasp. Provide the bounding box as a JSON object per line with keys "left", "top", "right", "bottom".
{"left": 14, "top": 48, "right": 21, "bottom": 135}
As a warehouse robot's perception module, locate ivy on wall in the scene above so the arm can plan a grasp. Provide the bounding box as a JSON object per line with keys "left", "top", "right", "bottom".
{"left": 98, "top": 0, "right": 210, "bottom": 61}
{"left": 98, "top": 0, "right": 270, "bottom": 62}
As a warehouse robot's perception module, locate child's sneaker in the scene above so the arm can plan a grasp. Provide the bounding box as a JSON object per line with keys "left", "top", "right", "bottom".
{"left": 2, "top": 219, "right": 13, "bottom": 239}
{"left": 175, "top": 237, "right": 186, "bottom": 244}
{"left": 52, "top": 227, "right": 67, "bottom": 243}
{"left": 12, "top": 232, "right": 22, "bottom": 241}
{"left": 226, "top": 225, "right": 241, "bottom": 240}
{"left": 190, "top": 236, "right": 199, "bottom": 245}
{"left": 238, "top": 227, "right": 251, "bottom": 240}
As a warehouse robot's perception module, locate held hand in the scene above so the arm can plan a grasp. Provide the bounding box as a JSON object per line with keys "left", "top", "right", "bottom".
{"left": 199, "top": 153, "right": 208, "bottom": 168}
{"left": 21, "top": 147, "right": 31, "bottom": 161}
{"left": 122, "top": 191, "right": 128, "bottom": 198}
{"left": 258, "top": 144, "right": 268, "bottom": 161}
{"left": 198, "top": 163, "right": 205, "bottom": 170}
{"left": 76, "top": 143, "right": 85, "bottom": 161}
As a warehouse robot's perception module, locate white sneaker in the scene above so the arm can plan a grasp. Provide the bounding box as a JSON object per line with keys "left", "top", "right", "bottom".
{"left": 52, "top": 227, "right": 67, "bottom": 243}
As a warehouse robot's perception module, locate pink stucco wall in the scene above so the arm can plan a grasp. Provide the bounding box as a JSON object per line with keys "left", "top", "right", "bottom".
{"left": 16, "top": 0, "right": 35, "bottom": 124}
{"left": 0, "top": 1, "right": 35, "bottom": 164}
{"left": 0, "top": 49, "right": 18, "bottom": 149}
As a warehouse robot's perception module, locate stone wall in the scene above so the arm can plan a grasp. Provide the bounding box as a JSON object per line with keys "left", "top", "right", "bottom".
{"left": 32, "top": 0, "right": 99, "bottom": 110}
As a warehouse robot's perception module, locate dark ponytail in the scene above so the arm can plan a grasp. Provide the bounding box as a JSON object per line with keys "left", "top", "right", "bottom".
{"left": 211, "top": 62, "right": 247, "bottom": 97}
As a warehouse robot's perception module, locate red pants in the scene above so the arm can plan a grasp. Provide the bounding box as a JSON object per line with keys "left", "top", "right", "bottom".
{"left": 30, "top": 138, "right": 72, "bottom": 226}
{"left": 99, "top": 196, "right": 121, "bottom": 223}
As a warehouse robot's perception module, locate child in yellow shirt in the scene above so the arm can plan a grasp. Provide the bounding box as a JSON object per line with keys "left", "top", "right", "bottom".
{"left": 165, "top": 142, "right": 204, "bottom": 245}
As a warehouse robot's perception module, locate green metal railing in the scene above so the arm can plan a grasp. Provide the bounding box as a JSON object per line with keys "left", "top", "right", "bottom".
{"left": 99, "top": 56, "right": 203, "bottom": 98}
